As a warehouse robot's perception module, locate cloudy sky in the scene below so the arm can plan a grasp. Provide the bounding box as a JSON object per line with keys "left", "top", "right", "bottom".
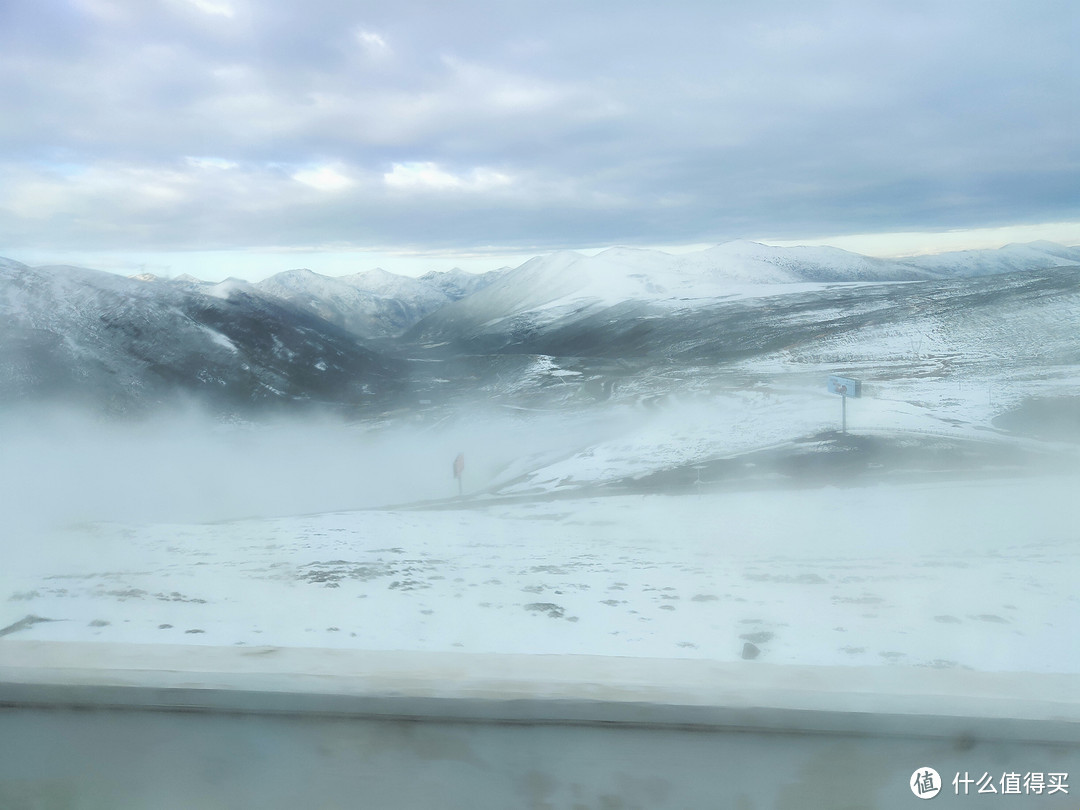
{"left": 1, "top": 0, "right": 1077, "bottom": 279}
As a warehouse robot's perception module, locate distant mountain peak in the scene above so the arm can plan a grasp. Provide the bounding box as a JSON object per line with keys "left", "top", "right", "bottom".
{"left": 421, "top": 266, "right": 471, "bottom": 279}
{"left": 900, "top": 240, "right": 1080, "bottom": 276}
{"left": 715, "top": 238, "right": 765, "bottom": 247}
{"left": 1004, "top": 239, "right": 1063, "bottom": 250}
{"left": 273, "top": 268, "right": 320, "bottom": 279}
{"left": 355, "top": 267, "right": 394, "bottom": 279}
{"left": 595, "top": 245, "right": 665, "bottom": 258}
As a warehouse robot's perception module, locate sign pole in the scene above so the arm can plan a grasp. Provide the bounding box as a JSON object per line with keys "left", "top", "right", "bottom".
{"left": 827, "top": 375, "right": 860, "bottom": 435}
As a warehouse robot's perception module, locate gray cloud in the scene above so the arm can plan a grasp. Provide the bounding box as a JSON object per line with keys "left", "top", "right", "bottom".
{"left": 1, "top": 0, "right": 1077, "bottom": 256}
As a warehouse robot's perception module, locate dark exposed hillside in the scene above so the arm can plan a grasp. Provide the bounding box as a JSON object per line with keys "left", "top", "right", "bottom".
{"left": 0, "top": 262, "right": 402, "bottom": 415}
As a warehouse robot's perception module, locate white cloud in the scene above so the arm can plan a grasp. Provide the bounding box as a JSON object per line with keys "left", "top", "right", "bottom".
{"left": 185, "top": 0, "right": 235, "bottom": 18}
{"left": 383, "top": 162, "right": 513, "bottom": 193}
{"left": 383, "top": 162, "right": 459, "bottom": 191}
{"left": 0, "top": 164, "right": 193, "bottom": 219}
{"left": 291, "top": 165, "right": 354, "bottom": 192}
{"left": 355, "top": 28, "right": 390, "bottom": 55}
{"left": 2, "top": 2, "right": 1077, "bottom": 261}
{"left": 1, "top": 176, "right": 70, "bottom": 220}
{"left": 0, "top": 160, "right": 281, "bottom": 245}
{"left": 186, "top": 156, "right": 239, "bottom": 170}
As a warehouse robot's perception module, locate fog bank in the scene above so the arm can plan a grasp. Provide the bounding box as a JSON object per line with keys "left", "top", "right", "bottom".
{"left": 0, "top": 405, "right": 628, "bottom": 536}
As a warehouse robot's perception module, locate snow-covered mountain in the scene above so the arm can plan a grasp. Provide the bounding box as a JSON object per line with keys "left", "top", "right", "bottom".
{"left": 253, "top": 269, "right": 417, "bottom": 339}
{"left": 0, "top": 260, "right": 400, "bottom": 414}
{"left": 3, "top": 239, "right": 1078, "bottom": 417}
{"left": 398, "top": 262, "right": 1080, "bottom": 428}
{"left": 252, "top": 266, "right": 499, "bottom": 339}
{"left": 421, "top": 266, "right": 507, "bottom": 299}
{"left": 116, "top": 240, "right": 1080, "bottom": 349}
{"left": 900, "top": 240, "right": 1080, "bottom": 277}
{"left": 675, "top": 240, "right": 937, "bottom": 283}
{"left": 408, "top": 240, "right": 1079, "bottom": 345}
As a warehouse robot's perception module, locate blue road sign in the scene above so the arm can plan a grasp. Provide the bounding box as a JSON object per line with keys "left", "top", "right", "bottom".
{"left": 827, "top": 375, "right": 861, "bottom": 398}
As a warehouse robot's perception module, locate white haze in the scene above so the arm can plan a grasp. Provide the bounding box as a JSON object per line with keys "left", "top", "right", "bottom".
{"left": 0, "top": 404, "right": 634, "bottom": 536}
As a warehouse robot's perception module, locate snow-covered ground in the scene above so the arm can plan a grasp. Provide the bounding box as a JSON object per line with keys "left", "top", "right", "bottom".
{"left": 5, "top": 463, "right": 1078, "bottom": 673}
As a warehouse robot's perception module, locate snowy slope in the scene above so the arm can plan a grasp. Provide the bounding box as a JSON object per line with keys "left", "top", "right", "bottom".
{"left": 254, "top": 269, "right": 413, "bottom": 339}
{"left": 0, "top": 257, "right": 31, "bottom": 274}
{"left": 409, "top": 241, "right": 1080, "bottom": 349}
{"left": 901, "top": 240, "right": 1080, "bottom": 277}
{"left": 5, "top": 463, "right": 1077, "bottom": 671}
{"left": 396, "top": 263, "right": 1080, "bottom": 480}
{"left": 421, "top": 266, "right": 506, "bottom": 299}
{"left": 677, "top": 240, "right": 935, "bottom": 283}
{"left": 408, "top": 242, "right": 936, "bottom": 342}
{"left": 341, "top": 267, "right": 448, "bottom": 305}
{"left": 407, "top": 248, "right": 697, "bottom": 343}
{"left": 254, "top": 266, "right": 495, "bottom": 338}
{"left": 0, "top": 262, "right": 399, "bottom": 413}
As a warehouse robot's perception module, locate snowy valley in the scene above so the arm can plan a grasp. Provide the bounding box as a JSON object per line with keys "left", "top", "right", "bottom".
{"left": 2, "top": 241, "right": 1079, "bottom": 674}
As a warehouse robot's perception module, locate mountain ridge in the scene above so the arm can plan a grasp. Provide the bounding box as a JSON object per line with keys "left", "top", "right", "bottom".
{"left": 406, "top": 240, "right": 1080, "bottom": 343}
{"left": 2, "top": 240, "right": 1079, "bottom": 417}
{"left": 0, "top": 262, "right": 400, "bottom": 415}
